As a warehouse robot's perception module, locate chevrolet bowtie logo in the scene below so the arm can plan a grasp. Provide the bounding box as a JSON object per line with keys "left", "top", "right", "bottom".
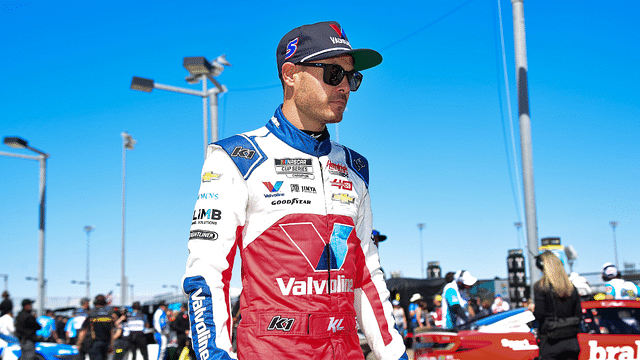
{"left": 332, "top": 193, "right": 354, "bottom": 204}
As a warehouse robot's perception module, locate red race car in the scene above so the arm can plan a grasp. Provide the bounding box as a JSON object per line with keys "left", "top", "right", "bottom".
{"left": 413, "top": 300, "right": 640, "bottom": 360}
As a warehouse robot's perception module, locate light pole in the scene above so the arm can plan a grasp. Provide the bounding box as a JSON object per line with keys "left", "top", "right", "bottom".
{"left": 512, "top": 0, "right": 541, "bottom": 295}
{"left": 83, "top": 225, "right": 94, "bottom": 298}
{"left": 2, "top": 137, "right": 49, "bottom": 316}
{"left": 121, "top": 132, "right": 136, "bottom": 306}
{"left": 116, "top": 282, "right": 134, "bottom": 304}
{"left": 130, "top": 55, "right": 230, "bottom": 160}
{"left": 514, "top": 222, "right": 523, "bottom": 249}
{"left": 417, "top": 223, "right": 426, "bottom": 278}
{"left": 609, "top": 221, "right": 619, "bottom": 268}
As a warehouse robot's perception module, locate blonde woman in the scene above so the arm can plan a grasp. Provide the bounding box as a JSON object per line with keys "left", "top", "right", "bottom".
{"left": 533, "top": 251, "right": 582, "bottom": 360}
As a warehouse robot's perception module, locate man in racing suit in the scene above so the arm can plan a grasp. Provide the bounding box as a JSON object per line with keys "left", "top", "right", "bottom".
{"left": 182, "top": 21, "right": 407, "bottom": 360}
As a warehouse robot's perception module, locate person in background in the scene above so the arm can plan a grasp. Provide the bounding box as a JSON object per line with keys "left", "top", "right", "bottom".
{"left": 55, "top": 315, "right": 67, "bottom": 343}
{"left": 15, "top": 299, "right": 41, "bottom": 360}
{"left": 67, "top": 298, "right": 90, "bottom": 346}
{"left": 408, "top": 293, "right": 425, "bottom": 331}
{"left": 532, "top": 251, "right": 581, "bottom": 360}
{"left": 77, "top": 294, "right": 114, "bottom": 360}
{"left": 36, "top": 309, "right": 61, "bottom": 343}
{"left": 391, "top": 300, "right": 407, "bottom": 338}
{"left": 112, "top": 308, "right": 130, "bottom": 360}
{"left": 429, "top": 295, "right": 444, "bottom": 327}
{"left": 153, "top": 301, "right": 169, "bottom": 360}
{"left": 0, "top": 291, "right": 12, "bottom": 317}
{"left": 0, "top": 309, "right": 15, "bottom": 336}
{"left": 491, "top": 294, "right": 510, "bottom": 313}
{"left": 171, "top": 303, "right": 193, "bottom": 360}
{"left": 126, "top": 301, "right": 149, "bottom": 360}
{"left": 442, "top": 270, "right": 477, "bottom": 329}
{"left": 602, "top": 263, "right": 639, "bottom": 300}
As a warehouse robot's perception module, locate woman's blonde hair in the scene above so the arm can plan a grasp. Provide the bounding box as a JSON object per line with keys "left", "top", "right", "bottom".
{"left": 536, "top": 251, "right": 574, "bottom": 298}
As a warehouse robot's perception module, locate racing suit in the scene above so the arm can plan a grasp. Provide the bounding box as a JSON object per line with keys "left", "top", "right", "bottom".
{"left": 182, "top": 106, "right": 407, "bottom": 360}
{"left": 153, "top": 308, "right": 169, "bottom": 360}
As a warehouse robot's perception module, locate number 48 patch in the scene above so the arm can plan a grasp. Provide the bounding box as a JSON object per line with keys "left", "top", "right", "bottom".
{"left": 331, "top": 179, "right": 352, "bottom": 191}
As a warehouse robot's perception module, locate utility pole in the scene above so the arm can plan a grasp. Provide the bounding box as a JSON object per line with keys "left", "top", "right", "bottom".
{"left": 417, "top": 223, "right": 426, "bottom": 278}
{"left": 511, "top": 0, "right": 540, "bottom": 297}
{"left": 83, "top": 225, "right": 95, "bottom": 299}
{"left": 609, "top": 221, "right": 619, "bottom": 268}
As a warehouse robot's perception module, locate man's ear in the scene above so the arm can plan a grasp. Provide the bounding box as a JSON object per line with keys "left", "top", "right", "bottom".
{"left": 281, "top": 62, "right": 297, "bottom": 87}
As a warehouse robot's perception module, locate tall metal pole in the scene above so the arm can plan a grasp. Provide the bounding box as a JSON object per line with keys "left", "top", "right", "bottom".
{"left": 511, "top": 0, "right": 540, "bottom": 295}
{"left": 209, "top": 90, "right": 220, "bottom": 143}
{"left": 417, "top": 223, "right": 426, "bottom": 278}
{"left": 84, "top": 225, "right": 95, "bottom": 299}
{"left": 37, "top": 154, "right": 47, "bottom": 316}
{"left": 121, "top": 132, "right": 136, "bottom": 306}
{"left": 202, "top": 77, "right": 209, "bottom": 159}
{"left": 609, "top": 221, "right": 619, "bottom": 268}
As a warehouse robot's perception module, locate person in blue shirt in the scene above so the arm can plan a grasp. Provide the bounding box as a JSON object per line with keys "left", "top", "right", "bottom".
{"left": 442, "top": 270, "right": 477, "bottom": 329}
{"left": 153, "top": 301, "right": 169, "bottom": 360}
{"left": 36, "top": 309, "right": 61, "bottom": 343}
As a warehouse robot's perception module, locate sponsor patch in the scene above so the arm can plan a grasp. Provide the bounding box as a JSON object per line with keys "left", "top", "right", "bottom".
{"left": 230, "top": 146, "right": 256, "bottom": 159}
{"left": 267, "top": 316, "right": 295, "bottom": 331}
{"left": 326, "top": 160, "right": 348, "bottom": 177}
{"left": 290, "top": 184, "right": 317, "bottom": 194}
{"left": 275, "top": 158, "right": 314, "bottom": 179}
{"left": 189, "top": 230, "right": 218, "bottom": 241}
{"left": 279, "top": 222, "right": 352, "bottom": 272}
{"left": 332, "top": 193, "right": 354, "bottom": 204}
{"left": 263, "top": 181, "right": 285, "bottom": 198}
{"left": 192, "top": 208, "right": 222, "bottom": 225}
{"left": 201, "top": 172, "right": 221, "bottom": 182}
{"left": 271, "top": 198, "right": 311, "bottom": 206}
{"left": 197, "top": 193, "right": 219, "bottom": 200}
{"left": 330, "top": 179, "right": 352, "bottom": 191}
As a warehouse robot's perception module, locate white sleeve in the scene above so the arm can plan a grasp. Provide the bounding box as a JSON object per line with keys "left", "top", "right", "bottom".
{"left": 182, "top": 145, "right": 248, "bottom": 360}
{"left": 354, "top": 189, "right": 407, "bottom": 360}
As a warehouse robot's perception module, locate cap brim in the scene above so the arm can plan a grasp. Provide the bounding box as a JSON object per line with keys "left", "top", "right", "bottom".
{"left": 303, "top": 48, "right": 382, "bottom": 71}
{"left": 349, "top": 49, "right": 383, "bottom": 71}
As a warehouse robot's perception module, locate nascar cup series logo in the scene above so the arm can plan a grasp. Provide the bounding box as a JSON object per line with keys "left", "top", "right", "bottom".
{"left": 274, "top": 158, "right": 314, "bottom": 179}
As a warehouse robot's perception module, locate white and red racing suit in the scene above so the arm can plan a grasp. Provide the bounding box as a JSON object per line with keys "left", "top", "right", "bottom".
{"left": 182, "top": 106, "right": 407, "bottom": 360}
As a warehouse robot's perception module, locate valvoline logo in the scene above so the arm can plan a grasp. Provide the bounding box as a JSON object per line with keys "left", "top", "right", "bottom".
{"left": 285, "top": 37, "right": 298, "bottom": 59}
{"left": 263, "top": 181, "right": 283, "bottom": 192}
{"left": 280, "top": 222, "right": 352, "bottom": 271}
{"left": 330, "top": 24, "right": 347, "bottom": 39}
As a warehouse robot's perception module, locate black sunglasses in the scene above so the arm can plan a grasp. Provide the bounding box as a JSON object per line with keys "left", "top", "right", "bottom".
{"left": 297, "top": 62, "right": 363, "bottom": 91}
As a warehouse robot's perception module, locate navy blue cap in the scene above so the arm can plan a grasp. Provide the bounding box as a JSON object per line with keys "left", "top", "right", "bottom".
{"left": 277, "top": 21, "right": 382, "bottom": 78}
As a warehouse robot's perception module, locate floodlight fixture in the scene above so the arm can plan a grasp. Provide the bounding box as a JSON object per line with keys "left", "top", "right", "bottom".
{"left": 183, "top": 56, "right": 214, "bottom": 76}
{"left": 130, "top": 77, "right": 155, "bottom": 92}
{"left": 4, "top": 136, "right": 28, "bottom": 149}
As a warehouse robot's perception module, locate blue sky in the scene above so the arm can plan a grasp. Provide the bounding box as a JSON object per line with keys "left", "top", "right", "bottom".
{"left": 1, "top": 0, "right": 638, "bottom": 304}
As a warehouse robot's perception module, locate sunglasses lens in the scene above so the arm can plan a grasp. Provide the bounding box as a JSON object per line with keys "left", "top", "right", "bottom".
{"left": 348, "top": 72, "right": 363, "bottom": 91}
{"left": 326, "top": 65, "right": 345, "bottom": 86}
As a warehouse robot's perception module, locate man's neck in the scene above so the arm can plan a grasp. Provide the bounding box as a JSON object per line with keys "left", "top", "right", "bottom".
{"left": 281, "top": 101, "right": 325, "bottom": 132}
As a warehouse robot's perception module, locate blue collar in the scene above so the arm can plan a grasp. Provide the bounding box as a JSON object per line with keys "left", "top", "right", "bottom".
{"left": 266, "top": 106, "right": 332, "bottom": 157}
